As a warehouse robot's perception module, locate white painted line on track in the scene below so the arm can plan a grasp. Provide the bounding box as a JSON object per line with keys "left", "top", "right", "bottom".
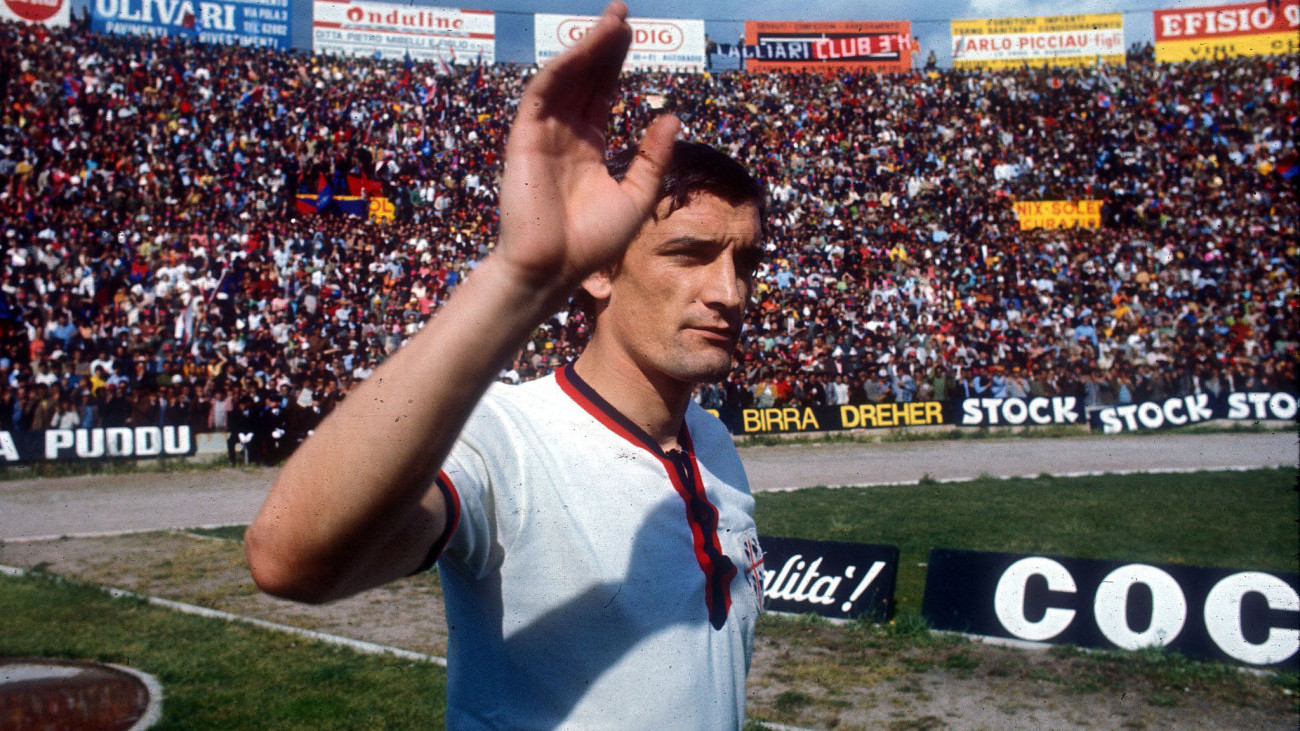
{"left": 756, "top": 463, "right": 1288, "bottom": 492}
{"left": 3, "top": 523, "right": 249, "bottom": 544}
{"left": 0, "top": 564, "right": 446, "bottom": 667}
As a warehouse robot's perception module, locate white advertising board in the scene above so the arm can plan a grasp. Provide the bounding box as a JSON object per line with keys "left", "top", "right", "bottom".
{"left": 534, "top": 12, "right": 705, "bottom": 72}
{"left": 313, "top": 0, "right": 495, "bottom": 65}
{"left": 1, "top": 0, "right": 70, "bottom": 27}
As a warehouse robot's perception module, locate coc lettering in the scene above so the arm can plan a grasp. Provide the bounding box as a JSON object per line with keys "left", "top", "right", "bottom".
{"left": 994, "top": 557, "right": 1298, "bottom": 665}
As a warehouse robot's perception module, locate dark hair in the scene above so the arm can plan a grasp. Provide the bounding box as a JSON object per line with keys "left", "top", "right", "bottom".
{"left": 572, "top": 141, "right": 767, "bottom": 327}
{"left": 605, "top": 140, "right": 767, "bottom": 233}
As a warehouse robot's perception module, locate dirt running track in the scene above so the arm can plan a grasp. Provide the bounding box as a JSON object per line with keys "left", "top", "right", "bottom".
{"left": 1, "top": 431, "right": 1294, "bottom": 541}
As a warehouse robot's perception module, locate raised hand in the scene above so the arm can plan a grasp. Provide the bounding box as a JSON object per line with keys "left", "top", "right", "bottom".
{"left": 494, "top": 1, "right": 679, "bottom": 301}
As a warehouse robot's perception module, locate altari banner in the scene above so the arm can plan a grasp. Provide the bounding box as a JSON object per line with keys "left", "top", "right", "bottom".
{"left": 951, "top": 14, "right": 1125, "bottom": 70}
{"left": 92, "top": 0, "right": 291, "bottom": 48}
{"left": 1, "top": 426, "right": 197, "bottom": 464}
{"left": 923, "top": 548, "right": 1299, "bottom": 669}
{"left": 759, "top": 536, "right": 899, "bottom": 621}
{"left": 1155, "top": 1, "right": 1300, "bottom": 63}
{"left": 742, "top": 20, "right": 914, "bottom": 74}
{"left": 313, "top": 0, "right": 495, "bottom": 64}
{"left": 534, "top": 13, "right": 705, "bottom": 72}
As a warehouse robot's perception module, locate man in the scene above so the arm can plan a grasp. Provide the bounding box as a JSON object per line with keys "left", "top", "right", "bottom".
{"left": 245, "top": 4, "right": 766, "bottom": 728}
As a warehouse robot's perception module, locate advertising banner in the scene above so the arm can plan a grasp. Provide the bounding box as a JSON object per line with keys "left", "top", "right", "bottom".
{"left": 711, "top": 401, "right": 946, "bottom": 435}
{"left": 951, "top": 14, "right": 1125, "bottom": 70}
{"left": 0, "top": 426, "right": 197, "bottom": 464}
{"left": 1014, "top": 200, "right": 1103, "bottom": 230}
{"left": 1091, "top": 391, "right": 1298, "bottom": 434}
{"left": 1, "top": 0, "right": 70, "bottom": 27}
{"left": 313, "top": 0, "right": 495, "bottom": 64}
{"left": 923, "top": 549, "right": 1299, "bottom": 669}
{"left": 955, "top": 396, "right": 1084, "bottom": 427}
{"left": 760, "top": 536, "right": 899, "bottom": 621}
{"left": 91, "top": 0, "right": 291, "bottom": 48}
{"left": 742, "top": 20, "right": 914, "bottom": 74}
{"left": 534, "top": 13, "right": 706, "bottom": 72}
{"left": 1155, "top": 1, "right": 1300, "bottom": 63}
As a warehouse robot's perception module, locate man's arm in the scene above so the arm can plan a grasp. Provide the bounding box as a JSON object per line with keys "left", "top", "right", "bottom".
{"left": 244, "top": 1, "right": 679, "bottom": 604}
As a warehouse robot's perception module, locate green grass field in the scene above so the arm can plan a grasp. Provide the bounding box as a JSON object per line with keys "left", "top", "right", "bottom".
{"left": 2, "top": 467, "right": 1295, "bottom": 728}
{"left": 756, "top": 466, "right": 1299, "bottom": 612}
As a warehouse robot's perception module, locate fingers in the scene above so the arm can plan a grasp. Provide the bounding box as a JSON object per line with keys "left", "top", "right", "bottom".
{"left": 618, "top": 114, "right": 680, "bottom": 214}
{"left": 520, "top": 2, "right": 631, "bottom": 122}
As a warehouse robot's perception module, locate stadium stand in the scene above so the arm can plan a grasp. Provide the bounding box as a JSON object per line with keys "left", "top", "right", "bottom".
{"left": 0, "top": 18, "right": 1295, "bottom": 462}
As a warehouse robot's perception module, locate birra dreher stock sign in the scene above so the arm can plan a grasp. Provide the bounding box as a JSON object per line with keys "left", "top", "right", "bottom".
{"left": 923, "top": 549, "right": 1299, "bottom": 669}
{"left": 92, "top": 0, "right": 291, "bottom": 49}
{"left": 2, "top": 0, "right": 70, "bottom": 26}
{"left": 759, "top": 536, "right": 898, "bottom": 621}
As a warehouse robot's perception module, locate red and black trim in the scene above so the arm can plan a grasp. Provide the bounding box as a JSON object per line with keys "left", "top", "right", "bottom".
{"left": 412, "top": 470, "right": 462, "bottom": 575}
{"left": 557, "top": 364, "right": 737, "bottom": 630}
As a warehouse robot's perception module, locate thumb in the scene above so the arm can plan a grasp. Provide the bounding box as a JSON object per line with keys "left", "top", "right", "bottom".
{"left": 618, "top": 114, "right": 680, "bottom": 216}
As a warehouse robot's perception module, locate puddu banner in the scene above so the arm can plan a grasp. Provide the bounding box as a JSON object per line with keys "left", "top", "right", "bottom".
{"left": 1155, "top": 1, "right": 1299, "bottom": 63}
{"left": 0, "top": 426, "right": 197, "bottom": 464}
{"left": 922, "top": 548, "right": 1299, "bottom": 669}
{"left": 759, "top": 536, "right": 899, "bottom": 621}
{"left": 1090, "top": 391, "right": 1298, "bottom": 434}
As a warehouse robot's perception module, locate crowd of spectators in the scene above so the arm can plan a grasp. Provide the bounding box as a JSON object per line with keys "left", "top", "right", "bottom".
{"left": 0, "top": 18, "right": 1295, "bottom": 462}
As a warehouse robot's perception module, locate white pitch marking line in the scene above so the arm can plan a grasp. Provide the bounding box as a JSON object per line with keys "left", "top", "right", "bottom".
{"left": 0, "top": 564, "right": 446, "bottom": 667}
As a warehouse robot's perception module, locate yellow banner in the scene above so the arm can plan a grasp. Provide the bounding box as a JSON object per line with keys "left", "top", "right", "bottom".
{"left": 954, "top": 54, "right": 1127, "bottom": 70}
{"left": 368, "top": 196, "right": 395, "bottom": 223}
{"left": 1156, "top": 31, "right": 1300, "bottom": 62}
{"left": 1014, "top": 200, "right": 1102, "bottom": 230}
{"left": 952, "top": 13, "right": 1122, "bottom": 36}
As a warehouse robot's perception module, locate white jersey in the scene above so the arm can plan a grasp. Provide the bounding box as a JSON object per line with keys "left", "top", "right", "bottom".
{"left": 432, "top": 364, "right": 763, "bottom": 730}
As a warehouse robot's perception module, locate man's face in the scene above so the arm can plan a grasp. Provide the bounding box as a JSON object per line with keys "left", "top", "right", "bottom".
{"left": 588, "top": 192, "right": 763, "bottom": 387}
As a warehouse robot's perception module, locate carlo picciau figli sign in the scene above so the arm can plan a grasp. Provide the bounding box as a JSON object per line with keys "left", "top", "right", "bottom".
{"left": 921, "top": 548, "right": 1299, "bottom": 669}
{"left": 758, "top": 536, "right": 899, "bottom": 621}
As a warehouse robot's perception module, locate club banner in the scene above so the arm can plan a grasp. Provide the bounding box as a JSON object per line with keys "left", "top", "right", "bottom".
{"left": 1155, "top": 1, "right": 1300, "bottom": 63}
{"left": 2, "top": 0, "right": 70, "bottom": 27}
{"left": 1014, "top": 200, "right": 1103, "bottom": 230}
{"left": 760, "top": 536, "right": 899, "bottom": 621}
{"left": 923, "top": 549, "right": 1299, "bottom": 669}
{"left": 742, "top": 20, "right": 914, "bottom": 74}
{"left": 313, "top": 0, "right": 495, "bottom": 64}
{"left": 0, "top": 426, "right": 197, "bottom": 464}
{"left": 951, "top": 14, "right": 1125, "bottom": 70}
{"left": 710, "top": 401, "right": 947, "bottom": 435}
{"left": 534, "top": 13, "right": 705, "bottom": 72}
{"left": 1091, "top": 391, "right": 1298, "bottom": 434}
{"left": 92, "top": 0, "right": 290, "bottom": 48}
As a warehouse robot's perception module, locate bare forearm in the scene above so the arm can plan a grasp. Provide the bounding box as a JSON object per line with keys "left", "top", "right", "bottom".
{"left": 246, "top": 255, "right": 570, "bottom": 601}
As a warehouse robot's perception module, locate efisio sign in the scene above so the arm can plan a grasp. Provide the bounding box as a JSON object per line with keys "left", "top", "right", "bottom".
{"left": 1, "top": 0, "right": 70, "bottom": 26}
{"left": 0, "top": 426, "right": 196, "bottom": 464}
{"left": 922, "top": 549, "right": 1299, "bottom": 669}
